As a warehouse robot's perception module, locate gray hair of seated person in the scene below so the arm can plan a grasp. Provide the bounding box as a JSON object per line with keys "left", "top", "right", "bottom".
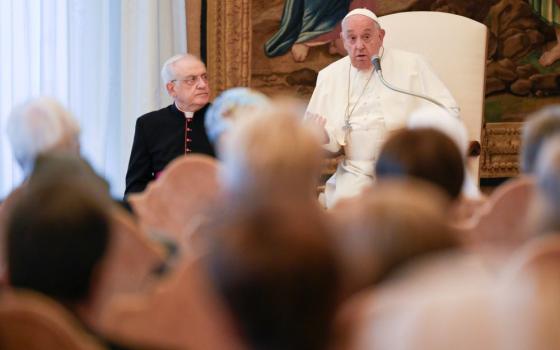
{"left": 534, "top": 135, "right": 560, "bottom": 233}
{"left": 407, "top": 106, "right": 468, "bottom": 158}
{"left": 521, "top": 105, "right": 560, "bottom": 174}
{"left": 204, "top": 87, "right": 269, "bottom": 147}
{"left": 219, "top": 101, "right": 324, "bottom": 201}
{"left": 6, "top": 97, "right": 80, "bottom": 177}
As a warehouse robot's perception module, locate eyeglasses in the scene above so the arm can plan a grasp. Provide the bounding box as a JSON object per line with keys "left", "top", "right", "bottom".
{"left": 172, "top": 73, "right": 208, "bottom": 86}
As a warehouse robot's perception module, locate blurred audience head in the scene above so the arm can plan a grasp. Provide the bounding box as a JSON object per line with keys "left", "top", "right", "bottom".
{"left": 407, "top": 107, "right": 481, "bottom": 199}
{"left": 6, "top": 97, "right": 80, "bottom": 177}
{"left": 521, "top": 105, "right": 560, "bottom": 174}
{"left": 203, "top": 198, "right": 339, "bottom": 350}
{"left": 205, "top": 87, "right": 270, "bottom": 152}
{"left": 532, "top": 135, "right": 560, "bottom": 233}
{"left": 220, "top": 100, "right": 324, "bottom": 202}
{"left": 375, "top": 128, "right": 464, "bottom": 200}
{"left": 498, "top": 233, "right": 560, "bottom": 350}
{"left": 331, "top": 179, "right": 456, "bottom": 293}
{"left": 4, "top": 152, "right": 112, "bottom": 305}
{"left": 407, "top": 107, "right": 469, "bottom": 158}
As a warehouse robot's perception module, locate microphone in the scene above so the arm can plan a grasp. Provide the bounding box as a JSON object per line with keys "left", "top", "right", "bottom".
{"left": 371, "top": 55, "right": 382, "bottom": 72}
{"left": 370, "top": 55, "right": 459, "bottom": 117}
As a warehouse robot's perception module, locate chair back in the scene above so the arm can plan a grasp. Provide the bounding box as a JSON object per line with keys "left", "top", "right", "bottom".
{"left": 378, "top": 11, "right": 488, "bottom": 183}
{"left": 0, "top": 289, "right": 105, "bottom": 350}
{"left": 457, "top": 176, "right": 536, "bottom": 248}
{"left": 100, "top": 257, "right": 245, "bottom": 350}
{"left": 129, "top": 155, "right": 221, "bottom": 245}
{"left": 499, "top": 235, "right": 560, "bottom": 350}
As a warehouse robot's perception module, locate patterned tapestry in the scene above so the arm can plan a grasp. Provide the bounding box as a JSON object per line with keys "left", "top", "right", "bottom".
{"left": 252, "top": 0, "right": 560, "bottom": 124}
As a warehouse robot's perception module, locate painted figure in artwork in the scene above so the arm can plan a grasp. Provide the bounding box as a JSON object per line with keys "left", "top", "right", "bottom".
{"left": 264, "top": 0, "right": 376, "bottom": 62}
{"left": 530, "top": 0, "right": 560, "bottom": 66}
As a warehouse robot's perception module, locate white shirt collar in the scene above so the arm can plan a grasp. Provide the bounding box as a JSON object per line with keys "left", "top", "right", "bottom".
{"left": 175, "top": 102, "right": 194, "bottom": 119}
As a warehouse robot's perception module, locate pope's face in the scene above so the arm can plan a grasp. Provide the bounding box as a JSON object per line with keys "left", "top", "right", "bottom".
{"left": 166, "top": 57, "right": 210, "bottom": 112}
{"left": 341, "top": 15, "right": 385, "bottom": 70}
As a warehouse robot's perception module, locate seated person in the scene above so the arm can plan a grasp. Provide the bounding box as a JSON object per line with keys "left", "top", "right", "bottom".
{"left": 5, "top": 97, "right": 80, "bottom": 178}
{"left": 204, "top": 87, "right": 269, "bottom": 156}
{"left": 3, "top": 97, "right": 132, "bottom": 212}
{"left": 202, "top": 196, "right": 339, "bottom": 350}
{"left": 306, "top": 8, "right": 458, "bottom": 208}
{"left": 1, "top": 97, "right": 82, "bottom": 230}
{"left": 375, "top": 128, "right": 464, "bottom": 202}
{"left": 219, "top": 100, "right": 324, "bottom": 205}
{"left": 407, "top": 106, "right": 482, "bottom": 200}
{"left": 330, "top": 179, "right": 457, "bottom": 296}
{"left": 125, "top": 54, "right": 215, "bottom": 195}
{"left": 3, "top": 154, "right": 135, "bottom": 349}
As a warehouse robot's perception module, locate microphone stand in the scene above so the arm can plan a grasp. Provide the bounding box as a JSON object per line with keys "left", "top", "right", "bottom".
{"left": 371, "top": 55, "right": 459, "bottom": 117}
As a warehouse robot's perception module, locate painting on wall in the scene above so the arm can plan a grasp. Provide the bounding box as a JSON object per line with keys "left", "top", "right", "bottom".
{"left": 207, "top": 0, "right": 560, "bottom": 178}
{"left": 252, "top": 0, "right": 376, "bottom": 98}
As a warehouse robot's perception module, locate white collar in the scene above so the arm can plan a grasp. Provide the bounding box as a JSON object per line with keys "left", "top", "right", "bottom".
{"left": 175, "top": 102, "right": 194, "bottom": 119}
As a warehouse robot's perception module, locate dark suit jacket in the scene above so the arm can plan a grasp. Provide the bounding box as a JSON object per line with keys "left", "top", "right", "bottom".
{"left": 125, "top": 103, "right": 215, "bottom": 195}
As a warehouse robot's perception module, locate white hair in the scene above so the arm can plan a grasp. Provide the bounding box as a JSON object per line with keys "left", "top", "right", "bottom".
{"left": 220, "top": 103, "right": 323, "bottom": 200}
{"left": 6, "top": 97, "right": 80, "bottom": 176}
{"left": 205, "top": 87, "right": 270, "bottom": 145}
{"left": 407, "top": 106, "right": 483, "bottom": 199}
{"left": 407, "top": 106, "right": 468, "bottom": 157}
{"left": 161, "top": 53, "right": 202, "bottom": 85}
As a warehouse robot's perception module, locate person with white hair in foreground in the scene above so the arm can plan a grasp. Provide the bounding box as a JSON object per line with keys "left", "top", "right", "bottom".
{"left": 220, "top": 101, "right": 324, "bottom": 205}
{"left": 306, "top": 7, "right": 458, "bottom": 208}
{"left": 6, "top": 97, "right": 80, "bottom": 177}
{"left": 204, "top": 87, "right": 270, "bottom": 157}
{"left": 407, "top": 106, "right": 483, "bottom": 200}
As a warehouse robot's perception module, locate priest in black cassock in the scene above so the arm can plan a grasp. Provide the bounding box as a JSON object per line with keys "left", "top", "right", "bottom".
{"left": 124, "top": 54, "right": 215, "bottom": 196}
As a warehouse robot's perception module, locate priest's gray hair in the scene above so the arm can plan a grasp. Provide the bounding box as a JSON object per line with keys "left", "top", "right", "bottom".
{"left": 160, "top": 53, "right": 202, "bottom": 84}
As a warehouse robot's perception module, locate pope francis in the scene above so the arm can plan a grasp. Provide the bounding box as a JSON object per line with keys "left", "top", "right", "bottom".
{"left": 307, "top": 8, "right": 459, "bottom": 208}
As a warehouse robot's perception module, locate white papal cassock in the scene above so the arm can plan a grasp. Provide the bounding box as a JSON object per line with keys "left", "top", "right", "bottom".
{"left": 307, "top": 48, "right": 459, "bottom": 208}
